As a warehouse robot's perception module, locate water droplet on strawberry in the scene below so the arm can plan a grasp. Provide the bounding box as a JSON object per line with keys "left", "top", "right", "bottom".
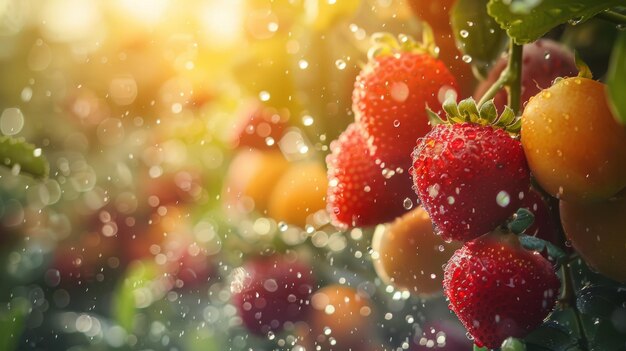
{"left": 403, "top": 198, "right": 413, "bottom": 210}
{"left": 496, "top": 191, "right": 511, "bottom": 207}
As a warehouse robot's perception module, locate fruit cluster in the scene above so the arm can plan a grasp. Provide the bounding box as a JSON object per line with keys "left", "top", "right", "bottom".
{"left": 325, "top": 14, "right": 626, "bottom": 349}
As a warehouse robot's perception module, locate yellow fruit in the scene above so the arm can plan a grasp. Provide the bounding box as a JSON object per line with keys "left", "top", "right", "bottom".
{"left": 560, "top": 195, "right": 626, "bottom": 283}
{"left": 521, "top": 77, "right": 626, "bottom": 202}
{"left": 267, "top": 162, "right": 327, "bottom": 227}
{"left": 307, "top": 285, "right": 376, "bottom": 350}
{"left": 372, "top": 207, "right": 461, "bottom": 297}
{"left": 223, "top": 150, "right": 290, "bottom": 214}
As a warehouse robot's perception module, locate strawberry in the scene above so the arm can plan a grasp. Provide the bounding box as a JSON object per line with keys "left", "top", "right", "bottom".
{"left": 444, "top": 230, "right": 560, "bottom": 349}
{"left": 353, "top": 33, "right": 457, "bottom": 167}
{"left": 326, "top": 123, "right": 416, "bottom": 228}
{"left": 411, "top": 121, "right": 530, "bottom": 242}
{"left": 230, "top": 102, "right": 289, "bottom": 150}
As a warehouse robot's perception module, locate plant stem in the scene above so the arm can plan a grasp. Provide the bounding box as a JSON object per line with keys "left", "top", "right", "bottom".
{"left": 549, "top": 197, "right": 590, "bottom": 349}
{"left": 477, "top": 41, "right": 524, "bottom": 115}
{"left": 560, "top": 264, "right": 590, "bottom": 349}
{"left": 596, "top": 10, "right": 626, "bottom": 26}
{"left": 505, "top": 43, "right": 523, "bottom": 115}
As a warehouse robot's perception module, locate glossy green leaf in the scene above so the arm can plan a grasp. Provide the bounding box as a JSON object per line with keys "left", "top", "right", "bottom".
{"left": 518, "top": 234, "right": 567, "bottom": 263}
{"left": 487, "top": 0, "right": 624, "bottom": 44}
{"left": 479, "top": 99, "right": 498, "bottom": 123}
{"left": 577, "top": 285, "right": 626, "bottom": 318}
{"left": 508, "top": 208, "right": 535, "bottom": 235}
{"left": 451, "top": 0, "right": 508, "bottom": 72}
{"left": 0, "top": 298, "right": 30, "bottom": 351}
{"left": 0, "top": 136, "right": 48, "bottom": 179}
{"left": 607, "top": 31, "right": 626, "bottom": 125}
{"left": 524, "top": 321, "right": 581, "bottom": 351}
{"left": 502, "top": 337, "right": 527, "bottom": 351}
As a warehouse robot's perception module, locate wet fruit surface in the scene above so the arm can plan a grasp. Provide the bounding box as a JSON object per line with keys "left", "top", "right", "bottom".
{"left": 560, "top": 195, "right": 626, "bottom": 283}
{"left": 306, "top": 284, "right": 377, "bottom": 350}
{"left": 412, "top": 123, "right": 530, "bottom": 241}
{"left": 444, "top": 231, "right": 560, "bottom": 349}
{"left": 372, "top": 207, "right": 461, "bottom": 297}
{"left": 231, "top": 255, "right": 314, "bottom": 335}
{"left": 267, "top": 161, "right": 328, "bottom": 228}
{"left": 521, "top": 77, "right": 626, "bottom": 202}
{"left": 353, "top": 51, "right": 457, "bottom": 167}
{"left": 326, "top": 123, "right": 415, "bottom": 228}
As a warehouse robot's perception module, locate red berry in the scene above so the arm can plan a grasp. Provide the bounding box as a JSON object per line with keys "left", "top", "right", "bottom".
{"left": 444, "top": 231, "right": 560, "bottom": 349}
{"left": 230, "top": 103, "right": 289, "bottom": 150}
{"left": 411, "top": 123, "right": 530, "bottom": 241}
{"left": 474, "top": 39, "right": 577, "bottom": 111}
{"left": 231, "top": 255, "right": 314, "bottom": 335}
{"left": 353, "top": 52, "right": 457, "bottom": 166}
{"left": 326, "top": 124, "right": 415, "bottom": 228}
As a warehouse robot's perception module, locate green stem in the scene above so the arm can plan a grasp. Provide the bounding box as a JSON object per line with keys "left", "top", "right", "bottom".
{"left": 560, "top": 264, "right": 590, "bottom": 349}
{"left": 477, "top": 41, "right": 524, "bottom": 115}
{"left": 596, "top": 10, "right": 626, "bottom": 25}
{"left": 505, "top": 43, "right": 523, "bottom": 115}
{"left": 549, "top": 197, "right": 590, "bottom": 349}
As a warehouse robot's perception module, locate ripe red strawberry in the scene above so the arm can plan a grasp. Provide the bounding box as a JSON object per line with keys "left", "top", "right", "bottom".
{"left": 444, "top": 231, "right": 560, "bottom": 349}
{"left": 411, "top": 122, "right": 530, "bottom": 242}
{"left": 353, "top": 39, "right": 457, "bottom": 167}
{"left": 230, "top": 102, "right": 289, "bottom": 150}
{"left": 326, "top": 123, "right": 416, "bottom": 228}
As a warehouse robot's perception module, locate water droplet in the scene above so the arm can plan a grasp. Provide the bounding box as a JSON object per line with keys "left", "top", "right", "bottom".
{"left": 335, "top": 59, "right": 347, "bottom": 70}
{"left": 298, "top": 59, "right": 309, "bottom": 70}
{"left": 544, "top": 52, "right": 551, "bottom": 59}
{"left": 403, "top": 198, "right": 413, "bottom": 210}
{"left": 496, "top": 191, "right": 511, "bottom": 207}
{"left": 459, "top": 30, "right": 469, "bottom": 38}
{"left": 259, "top": 91, "right": 271, "bottom": 101}
{"left": 0, "top": 108, "right": 25, "bottom": 136}
{"left": 302, "top": 115, "right": 314, "bottom": 126}
{"left": 462, "top": 55, "right": 472, "bottom": 63}
{"left": 390, "top": 82, "right": 409, "bottom": 102}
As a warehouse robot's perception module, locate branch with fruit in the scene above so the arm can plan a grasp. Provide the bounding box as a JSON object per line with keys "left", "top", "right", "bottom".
{"left": 324, "top": 1, "right": 626, "bottom": 350}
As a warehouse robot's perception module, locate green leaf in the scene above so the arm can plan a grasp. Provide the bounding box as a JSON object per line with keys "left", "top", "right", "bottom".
{"left": 519, "top": 234, "right": 546, "bottom": 251}
{"left": 0, "top": 298, "right": 30, "bottom": 351}
{"left": 479, "top": 99, "right": 498, "bottom": 123}
{"left": 458, "top": 97, "right": 480, "bottom": 120}
{"left": 518, "top": 234, "right": 568, "bottom": 263}
{"left": 576, "top": 285, "right": 626, "bottom": 318}
{"left": 524, "top": 321, "right": 582, "bottom": 351}
{"left": 502, "top": 337, "right": 527, "bottom": 351}
{"left": 495, "top": 106, "right": 516, "bottom": 127}
{"left": 508, "top": 208, "right": 535, "bottom": 234}
{"left": 474, "top": 344, "right": 489, "bottom": 351}
{"left": 0, "top": 136, "right": 49, "bottom": 179}
{"left": 113, "top": 261, "right": 161, "bottom": 332}
{"left": 487, "top": 0, "right": 624, "bottom": 45}
{"left": 451, "top": 0, "right": 508, "bottom": 71}
{"left": 607, "top": 31, "right": 626, "bottom": 125}
{"left": 443, "top": 96, "right": 461, "bottom": 118}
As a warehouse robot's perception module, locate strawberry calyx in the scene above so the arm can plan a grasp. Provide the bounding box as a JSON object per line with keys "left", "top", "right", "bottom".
{"left": 426, "top": 96, "right": 521, "bottom": 134}
{"left": 367, "top": 24, "right": 438, "bottom": 61}
{"left": 505, "top": 207, "right": 568, "bottom": 265}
